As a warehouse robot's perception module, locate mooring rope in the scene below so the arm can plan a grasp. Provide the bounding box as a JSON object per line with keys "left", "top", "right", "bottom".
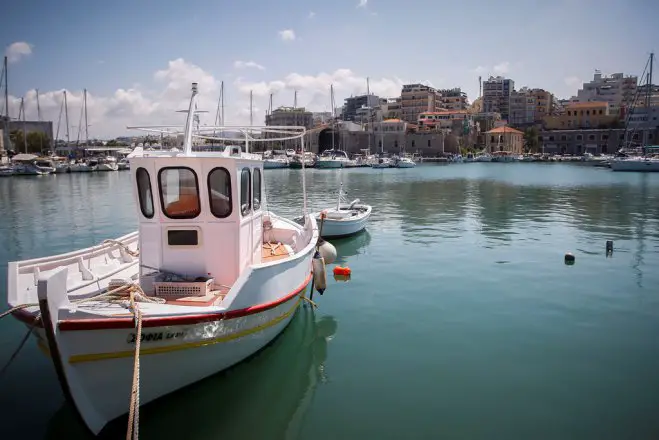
{"left": 125, "top": 290, "right": 143, "bottom": 440}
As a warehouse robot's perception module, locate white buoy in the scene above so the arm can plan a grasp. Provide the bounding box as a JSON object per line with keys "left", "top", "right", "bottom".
{"left": 318, "top": 239, "right": 337, "bottom": 265}
{"left": 312, "top": 253, "right": 327, "bottom": 294}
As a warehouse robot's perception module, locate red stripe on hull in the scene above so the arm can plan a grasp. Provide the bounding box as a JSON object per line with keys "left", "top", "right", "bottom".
{"left": 12, "top": 272, "right": 312, "bottom": 331}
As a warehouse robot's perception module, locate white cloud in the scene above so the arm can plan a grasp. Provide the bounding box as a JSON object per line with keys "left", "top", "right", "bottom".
{"left": 470, "top": 66, "right": 487, "bottom": 75}
{"left": 4, "top": 60, "right": 408, "bottom": 139}
{"left": 5, "top": 41, "right": 33, "bottom": 63}
{"left": 564, "top": 76, "right": 582, "bottom": 88}
{"left": 357, "top": 0, "right": 367, "bottom": 8}
{"left": 308, "top": 11, "right": 316, "bottom": 18}
{"left": 278, "top": 29, "right": 296, "bottom": 41}
{"left": 233, "top": 60, "right": 265, "bottom": 70}
{"left": 493, "top": 61, "right": 510, "bottom": 75}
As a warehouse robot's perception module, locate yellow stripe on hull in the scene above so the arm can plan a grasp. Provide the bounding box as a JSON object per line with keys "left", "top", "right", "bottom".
{"left": 67, "top": 297, "right": 302, "bottom": 364}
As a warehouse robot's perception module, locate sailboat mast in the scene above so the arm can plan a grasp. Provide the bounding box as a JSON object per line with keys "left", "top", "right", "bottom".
{"left": 84, "top": 89, "right": 89, "bottom": 147}
{"left": 63, "top": 91, "right": 70, "bottom": 145}
{"left": 20, "top": 98, "right": 27, "bottom": 153}
{"left": 330, "top": 85, "right": 335, "bottom": 150}
{"left": 36, "top": 89, "right": 44, "bottom": 152}
{"left": 3, "top": 56, "right": 8, "bottom": 119}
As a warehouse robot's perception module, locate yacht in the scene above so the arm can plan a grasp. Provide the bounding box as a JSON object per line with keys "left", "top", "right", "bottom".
{"left": 316, "top": 149, "right": 350, "bottom": 169}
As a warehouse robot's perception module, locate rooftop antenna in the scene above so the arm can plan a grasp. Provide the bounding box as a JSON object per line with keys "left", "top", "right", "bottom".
{"left": 3, "top": 56, "right": 8, "bottom": 119}
{"left": 478, "top": 76, "right": 482, "bottom": 99}
{"left": 182, "top": 82, "right": 199, "bottom": 156}
{"left": 213, "top": 81, "right": 223, "bottom": 137}
{"left": 84, "top": 89, "right": 89, "bottom": 147}
{"left": 367, "top": 77, "right": 370, "bottom": 95}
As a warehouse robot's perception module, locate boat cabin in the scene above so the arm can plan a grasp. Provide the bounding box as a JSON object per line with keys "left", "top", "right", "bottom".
{"left": 129, "top": 147, "right": 269, "bottom": 290}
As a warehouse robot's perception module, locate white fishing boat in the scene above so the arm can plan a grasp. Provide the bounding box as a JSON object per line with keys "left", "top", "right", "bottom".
{"left": 313, "top": 182, "right": 371, "bottom": 238}
{"left": 5, "top": 83, "right": 325, "bottom": 436}
{"left": 117, "top": 158, "right": 130, "bottom": 170}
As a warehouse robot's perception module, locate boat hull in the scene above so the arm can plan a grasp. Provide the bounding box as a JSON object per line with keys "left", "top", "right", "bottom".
{"left": 263, "top": 161, "right": 289, "bottom": 169}
{"left": 316, "top": 206, "right": 371, "bottom": 238}
{"left": 610, "top": 158, "right": 659, "bottom": 172}
{"left": 316, "top": 160, "right": 346, "bottom": 169}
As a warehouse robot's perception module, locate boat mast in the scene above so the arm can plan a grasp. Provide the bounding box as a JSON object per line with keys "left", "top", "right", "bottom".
{"left": 330, "top": 84, "right": 335, "bottom": 150}
{"left": 3, "top": 56, "right": 7, "bottom": 120}
{"left": 645, "top": 53, "right": 653, "bottom": 153}
{"left": 19, "top": 98, "right": 27, "bottom": 153}
{"left": 36, "top": 89, "right": 43, "bottom": 152}
{"left": 84, "top": 89, "right": 89, "bottom": 147}
{"left": 63, "top": 90, "right": 70, "bottom": 146}
{"left": 182, "top": 82, "right": 199, "bottom": 156}
{"left": 249, "top": 90, "right": 253, "bottom": 127}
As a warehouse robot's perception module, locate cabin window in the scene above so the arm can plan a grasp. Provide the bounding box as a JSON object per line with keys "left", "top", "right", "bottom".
{"left": 158, "top": 167, "right": 200, "bottom": 219}
{"left": 136, "top": 167, "right": 154, "bottom": 219}
{"left": 208, "top": 167, "right": 232, "bottom": 218}
{"left": 240, "top": 168, "right": 251, "bottom": 216}
{"left": 167, "top": 229, "right": 199, "bottom": 246}
{"left": 253, "top": 168, "right": 262, "bottom": 211}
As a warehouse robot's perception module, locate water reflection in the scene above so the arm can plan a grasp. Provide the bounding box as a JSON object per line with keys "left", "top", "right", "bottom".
{"left": 44, "top": 307, "right": 337, "bottom": 440}
{"left": 331, "top": 230, "right": 371, "bottom": 265}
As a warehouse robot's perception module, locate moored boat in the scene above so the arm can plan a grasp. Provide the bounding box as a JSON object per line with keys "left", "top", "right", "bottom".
{"left": 313, "top": 182, "right": 371, "bottom": 238}
{"left": 5, "top": 83, "right": 324, "bottom": 436}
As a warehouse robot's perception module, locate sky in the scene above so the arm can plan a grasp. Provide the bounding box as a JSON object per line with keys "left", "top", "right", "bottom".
{"left": 2, "top": 0, "right": 658, "bottom": 139}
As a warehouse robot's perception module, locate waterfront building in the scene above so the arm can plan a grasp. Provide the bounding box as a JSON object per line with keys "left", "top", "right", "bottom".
{"left": 484, "top": 125, "right": 524, "bottom": 154}
{"left": 265, "top": 106, "right": 314, "bottom": 129}
{"left": 482, "top": 76, "right": 515, "bottom": 121}
{"left": 570, "top": 71, "right": 637, "bottom": 115}
{"left": 538, "top": 127, "right": 657, "bottom": 155}
{"left": 437, "top": 88, "right": 468, "bottom": 110}
{"left": 635, "top": 83, "right": 659, "bottom": 107}
{"left": 543, "top": 101, "right": 617, "bottom": 130}
{"left": 400, "top": 84, "right": 443, "bottom": 123}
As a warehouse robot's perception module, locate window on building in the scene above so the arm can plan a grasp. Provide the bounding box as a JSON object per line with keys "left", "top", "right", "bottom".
{"left": 490, "top": 136, "right": 495, "bottom": 143}
{"left": 599, "top": 110, "right": 603, "bottom": 115}
{"left": 586, "top": 110, "right": 590, "bottom": 116}
{"left": 602, "top": 135, "right": 609, "bottom": 140}
{"left": 253, "top": 168, "right": 262, "bottom": 211}
{"left": 549, "top": 136, "right": 555, "bottom": 141}
{"left": 561, "top": 135, "right": 567, "bottom": 141}
{"left": 159, "top": 167, "right": 200, "bottom": 219}
{"left": 136, "top": 167, "right": 154, "bottom": 219}
{"left": 581, "top": 110, "right": 584, "bottom": 116}
{"left": 412, "top": 140, "right": 415, "bottom": 148}
{"left": 240, "top": 168, "right": 251, "bottom": 216}
{"left": 567, "top": 111, "right": 572, "bottom": 116}
{"left": 588, "top": 135, "right": 596, "bottom": 141}
{"left": 576, "top": 135, "right": 583, "bottom": 140}
{"left": 208, "top": 167, "right": 232, "bottom": 218}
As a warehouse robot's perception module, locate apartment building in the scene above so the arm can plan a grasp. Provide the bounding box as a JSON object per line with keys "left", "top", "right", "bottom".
{"left": 400, "top": 83, "right": 442, "bottom": 123}
{"left": 417, "top": 110, "right": 472, "bottom": 134}
{"left": 482, "top": 76, "right": 514, "bottom": 120}
{"left": 342, "top": 95, "right": 382, "bottom": 122}
{"left": 530, "top": 89, "right": 553, "bottom": 122}
{"left": 571, "top": 71, "right": 637, "bottom": 115}
{"left": 509, "top": 88, "right": 536, "bottom": 126}
{"left": 437, "top": 88, "right": 468, "bottom": 110}
{"left": 380, "top": 97, "right": 402, "bottom": 119}
{"left": 265, "top": 107, "right": 314, "bottom": 129}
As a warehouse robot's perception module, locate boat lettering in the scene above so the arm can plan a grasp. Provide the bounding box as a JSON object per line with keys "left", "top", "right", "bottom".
{"left": 127, "top": 330, "right": 187, "bottom": 344}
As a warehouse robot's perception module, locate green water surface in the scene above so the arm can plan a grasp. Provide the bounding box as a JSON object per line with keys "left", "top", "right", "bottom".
{"left": 1, "top": 163, "right": 658, "bottom": 439}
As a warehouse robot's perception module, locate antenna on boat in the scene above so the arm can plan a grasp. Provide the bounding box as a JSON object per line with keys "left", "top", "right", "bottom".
{"left": 182, "top": 82, "right": 199, "bottom": 156}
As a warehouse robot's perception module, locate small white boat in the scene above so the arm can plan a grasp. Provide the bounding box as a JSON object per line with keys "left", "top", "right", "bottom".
{"left": 69, "top": 161, "right": 95, "bottom": 172}
{"left": 117, "top": 158, "right": 130, "bottom": 170}
{"left": 263, "top": 156, "right": 289, "bottom": 169}
{"left": 371, "top": 157, "right": 392, "bottom": 168}
{"left": 96, "top": 156, "right": 119, "bottom": 171}
{"left": 395, "top": 156, "right": 416, "bottom": 168}
{"left": 610, "top": 156, "right": 659, "bottom": 172}
{"left": 5, "top": 83, "right": 324, "bottom": 436}
{"left": 316, "top": 149, "right": 350, "bottom": 169}
{"left": 314, "top": 183, "right": 371, "bottom": 238}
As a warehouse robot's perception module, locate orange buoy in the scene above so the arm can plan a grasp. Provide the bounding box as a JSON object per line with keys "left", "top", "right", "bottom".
{"left": 333, "top": 274, "right": 351, "bottom": 282}
{"left": 333, "top": 266, "right": 351, "bottom": 276}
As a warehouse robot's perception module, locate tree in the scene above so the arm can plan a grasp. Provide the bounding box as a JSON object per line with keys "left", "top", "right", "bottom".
{"left": 523, "top": 127, "right": 539, "bottom": 153}
{"left": 9, "top": 130, "right": 25, "bottom": 152}
{"left": 26, "top": 131, "right": 51, "bottom": 153}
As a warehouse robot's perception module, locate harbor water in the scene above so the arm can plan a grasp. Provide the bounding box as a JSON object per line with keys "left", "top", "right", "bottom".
{"left": 1, "top": 164, "right": 659, "bottom": 439}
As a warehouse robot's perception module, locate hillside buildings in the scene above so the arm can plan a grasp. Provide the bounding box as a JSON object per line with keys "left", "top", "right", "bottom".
{"left": 265, "top": 107, "right": 314, "bottom": 129}
{"left": 482, "top": 76, "right": 515, "bottom": 120}
{"left": 569, "top": 71, "right": 637, "bottom": 114}
{"left": 400, "top": 83, "right": 443, "bottom": 123}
